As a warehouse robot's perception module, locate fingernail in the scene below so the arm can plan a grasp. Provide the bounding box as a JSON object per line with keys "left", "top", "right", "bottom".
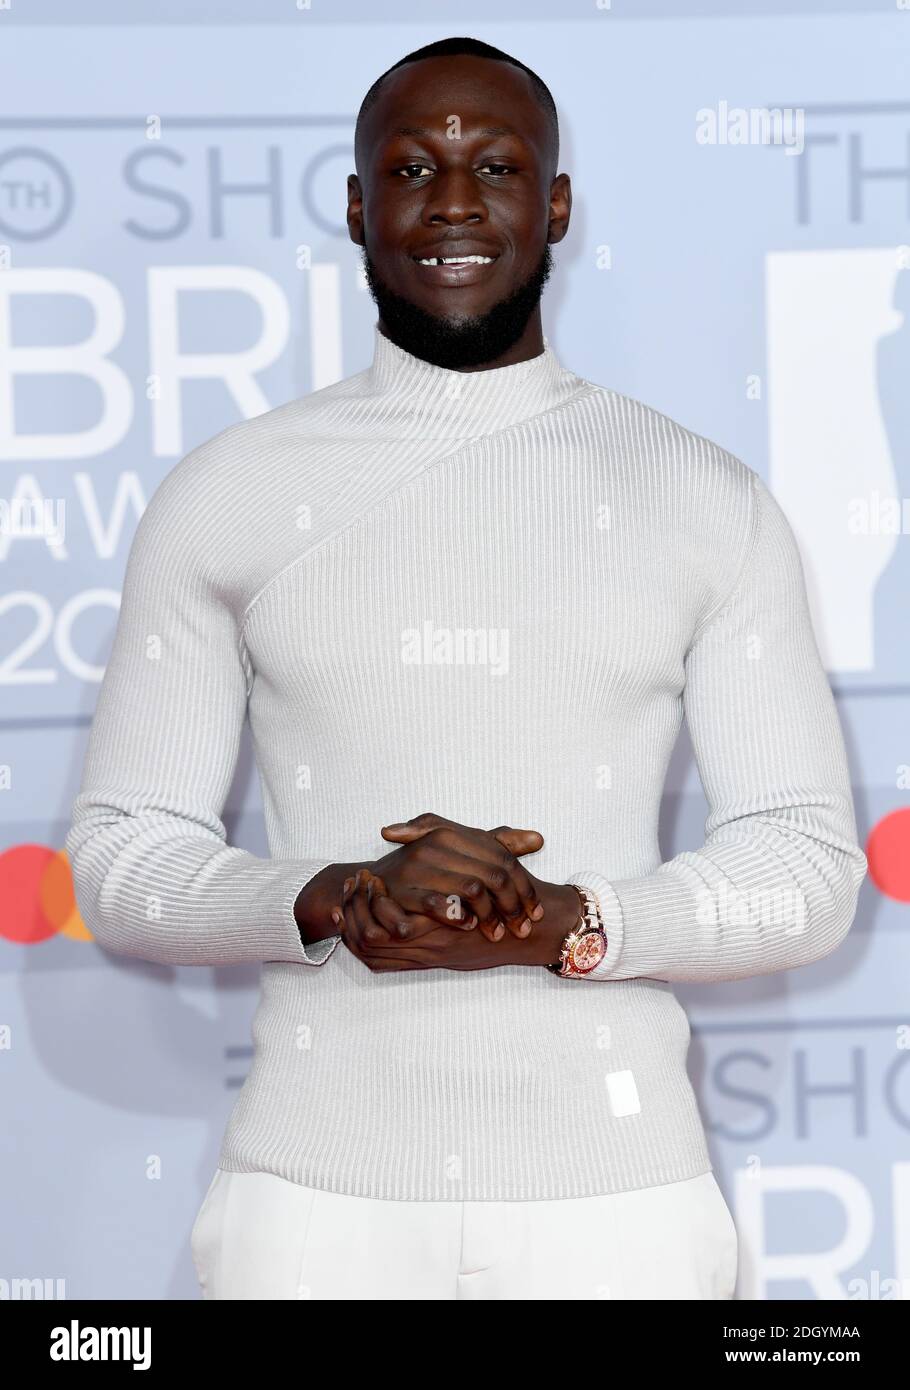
{"left": 494, "top": 924, "right": 505, "bottom": 941}
{"left": 518, "top": 919, "right": 531, "bottom": 936}
{"left": 343, "top": 877, "right": 353, "bottom": 894}
{"left": 331, "top": 909, "right": 342, "bottom": 925}
{"left": 531, "top": 904, "right": 545, "bottom": 920}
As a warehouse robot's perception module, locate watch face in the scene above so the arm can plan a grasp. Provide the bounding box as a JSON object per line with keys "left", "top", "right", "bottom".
{"left": 570, "top": 930, "right": 606, "bottom": 973}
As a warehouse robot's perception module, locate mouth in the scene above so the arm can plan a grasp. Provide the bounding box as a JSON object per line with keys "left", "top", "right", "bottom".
{"left": 410, "top": 251, "right": 500, "bottom": 286}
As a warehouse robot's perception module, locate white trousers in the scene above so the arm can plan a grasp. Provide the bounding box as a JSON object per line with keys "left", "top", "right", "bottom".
{"left": 190, "top": 1166, "right": 738, "bottom": 1300}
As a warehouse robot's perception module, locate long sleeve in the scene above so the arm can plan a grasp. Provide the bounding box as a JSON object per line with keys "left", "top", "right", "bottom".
{"left": 64, "top": 454, "right": 340, "bottom": 967}
{"left": 565, "top": 469, "right": 867, "bottom": 983}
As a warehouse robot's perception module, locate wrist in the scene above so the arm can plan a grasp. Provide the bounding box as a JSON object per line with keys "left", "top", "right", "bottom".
{"left": 549, "top": 882, "right": 608, "bottom": 977}
{"left": 517, "top": 882, "right": 583, "bottom": 967}
{"left": 294, "top": 861, "right": 371, "bottom": 946}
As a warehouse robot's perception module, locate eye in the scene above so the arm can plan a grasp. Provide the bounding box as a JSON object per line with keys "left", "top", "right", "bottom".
{"left": 392, "top": 161, "right": 518, "bottom": 180}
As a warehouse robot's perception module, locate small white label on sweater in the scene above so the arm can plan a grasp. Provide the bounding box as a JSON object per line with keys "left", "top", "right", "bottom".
{"left": 605, "top": 1069, "right": 641, "bottom": 1117}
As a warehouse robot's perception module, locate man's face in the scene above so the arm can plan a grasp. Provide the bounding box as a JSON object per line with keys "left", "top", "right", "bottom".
{"left": 349, "top": 55, "right": 570, "bottom": 368}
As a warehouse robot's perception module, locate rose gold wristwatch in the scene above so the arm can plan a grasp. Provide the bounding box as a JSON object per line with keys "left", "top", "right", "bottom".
{"left": 548, "top": 883, "right": 607, "bottom": 977}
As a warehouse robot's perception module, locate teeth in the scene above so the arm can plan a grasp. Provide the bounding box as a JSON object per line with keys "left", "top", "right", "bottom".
{"left": 417, "top": 255, "right": 494, "bottom": 266}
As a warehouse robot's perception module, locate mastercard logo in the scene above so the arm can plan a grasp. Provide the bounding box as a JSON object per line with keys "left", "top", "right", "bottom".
{"left": 0, "top": 814, "right": 904, "bottom": 945}
{"left": 0, "top": 845, "right": 92, "bottom": 944}
{"left": 865, "top": 808, "right": 910, "bottom": 905}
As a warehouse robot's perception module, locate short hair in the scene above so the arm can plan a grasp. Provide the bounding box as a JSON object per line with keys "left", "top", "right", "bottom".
{"left": 355, "top": 36, "right": 559, "bottom": 175}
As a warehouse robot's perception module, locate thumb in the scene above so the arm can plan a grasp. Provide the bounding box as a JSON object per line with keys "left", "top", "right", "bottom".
{"left": 490, "top": 826, "right": 545, "bottom": 856}
{"left": 380, "top": 823, "right": 429, "bottom": 842}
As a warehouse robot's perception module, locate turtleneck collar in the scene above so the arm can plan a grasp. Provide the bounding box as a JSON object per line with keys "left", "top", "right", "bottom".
{"left": 360, "top": 323, "right": 589, "bottom": 439}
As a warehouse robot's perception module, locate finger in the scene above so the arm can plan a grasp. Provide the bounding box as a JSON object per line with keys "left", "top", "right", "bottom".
{"left": 359, "top": 876, "right": 438, "bottom": 965}
{"left": 368, "top": 863, "right": 478, "bottom": 932}
{"left": 490, "top": 826, "right": 545, "bottom": 858}
{"left": 335, "top": 865, "right": 372, "bottom": 931}
{"left": 345, "top": 913, "right": 430, "bottom": 970}
{"left": 340, "top": 870, "right": 397, "bottom": 964}
{"left": 379, "top": 811, "right": 451, "bottom": 843}
{"left": 397, "top": 844, "right": 503, "bottom": 939}
{"left": 367, "top": 876, "right": 434, "bottom": 941}
{"left": 342, "top": 865, "right": 371, "bottom": 899}
{"left": 414, "top": 841, "right": 530, "bottom": 940}
{"left": 370, "top": 874, "right": 476, "bottom": 938}
{"left": 382, "top": 818, "right": 544, "bottom": 863}
{"left": 339, "top": 890, "right": 369, "bottom": 964}
{"left": 340, "top": 866, "right": 364, "bottom": 915}
{"left": 381, "top": 820, "right": 543, "bottom": 928}
{"left": 468, "top": 834, "right": 543, "bottom": 928}
{"left": 364, "top": 923, "right": 464, "bottom": 962}
{"left": 379, "top": 884, "right": 477, "bottom": 931}
{"left": 418, "top": 827, "right": 542, "bottom": 931}
{"left": 484, "top": 829, "right": 546, "bottom": 923}
{"left": 348, "top": 869, "right": 390, "bottom": 945}
{"left": 368, "top": 884, "right": 461, "bottom": 942}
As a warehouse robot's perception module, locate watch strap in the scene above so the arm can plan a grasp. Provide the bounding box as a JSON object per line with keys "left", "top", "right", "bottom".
{"left": 548, "top": 883, "right": 607, "bottom": 978}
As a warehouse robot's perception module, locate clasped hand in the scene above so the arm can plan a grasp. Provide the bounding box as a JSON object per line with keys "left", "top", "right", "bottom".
{"left": 330, "top": 812, "right": 579, "bottom": 972}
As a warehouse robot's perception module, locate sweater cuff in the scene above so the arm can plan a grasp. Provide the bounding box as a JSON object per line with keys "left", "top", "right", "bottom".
{"left": 281, "top": 864, "right": 342, "bottom": 966}
{"left": 564, "top": 871, "right": 625, "bottom": 979}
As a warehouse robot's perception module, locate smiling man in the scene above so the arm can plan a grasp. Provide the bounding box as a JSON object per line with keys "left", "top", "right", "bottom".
{"left": 66, "top": 37, "right": 866, "bottom": 1301}
{"left": 353, "top": 50, "right": 559, "bottom": 372}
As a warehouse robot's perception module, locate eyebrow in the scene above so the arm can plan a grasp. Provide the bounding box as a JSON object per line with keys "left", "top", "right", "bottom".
{"left": 388, "top": 125, "right": 521, "bottom": 139}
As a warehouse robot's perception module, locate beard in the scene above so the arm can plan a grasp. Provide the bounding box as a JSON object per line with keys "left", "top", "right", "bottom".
{"left": 359, "top": 240, "right": 553, "bottom": 370}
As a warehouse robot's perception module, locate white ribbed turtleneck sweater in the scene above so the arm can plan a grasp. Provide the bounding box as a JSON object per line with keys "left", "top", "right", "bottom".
{"left": 66, "top": 325, "right": 866, "bottom": 1201}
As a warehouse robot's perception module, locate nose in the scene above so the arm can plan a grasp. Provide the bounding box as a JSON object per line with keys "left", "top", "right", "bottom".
{"left": 420, "top": 166, "right": 487, "bottom": 226}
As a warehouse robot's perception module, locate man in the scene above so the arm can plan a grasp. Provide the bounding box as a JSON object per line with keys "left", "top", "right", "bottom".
{"left": 65, "top": 37, "right": 866, "bottom": 1301}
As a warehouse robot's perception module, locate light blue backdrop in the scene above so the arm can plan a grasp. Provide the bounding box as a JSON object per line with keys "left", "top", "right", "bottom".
{"left": 1, "top": 0, "right": 907, "bottom": 1301}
